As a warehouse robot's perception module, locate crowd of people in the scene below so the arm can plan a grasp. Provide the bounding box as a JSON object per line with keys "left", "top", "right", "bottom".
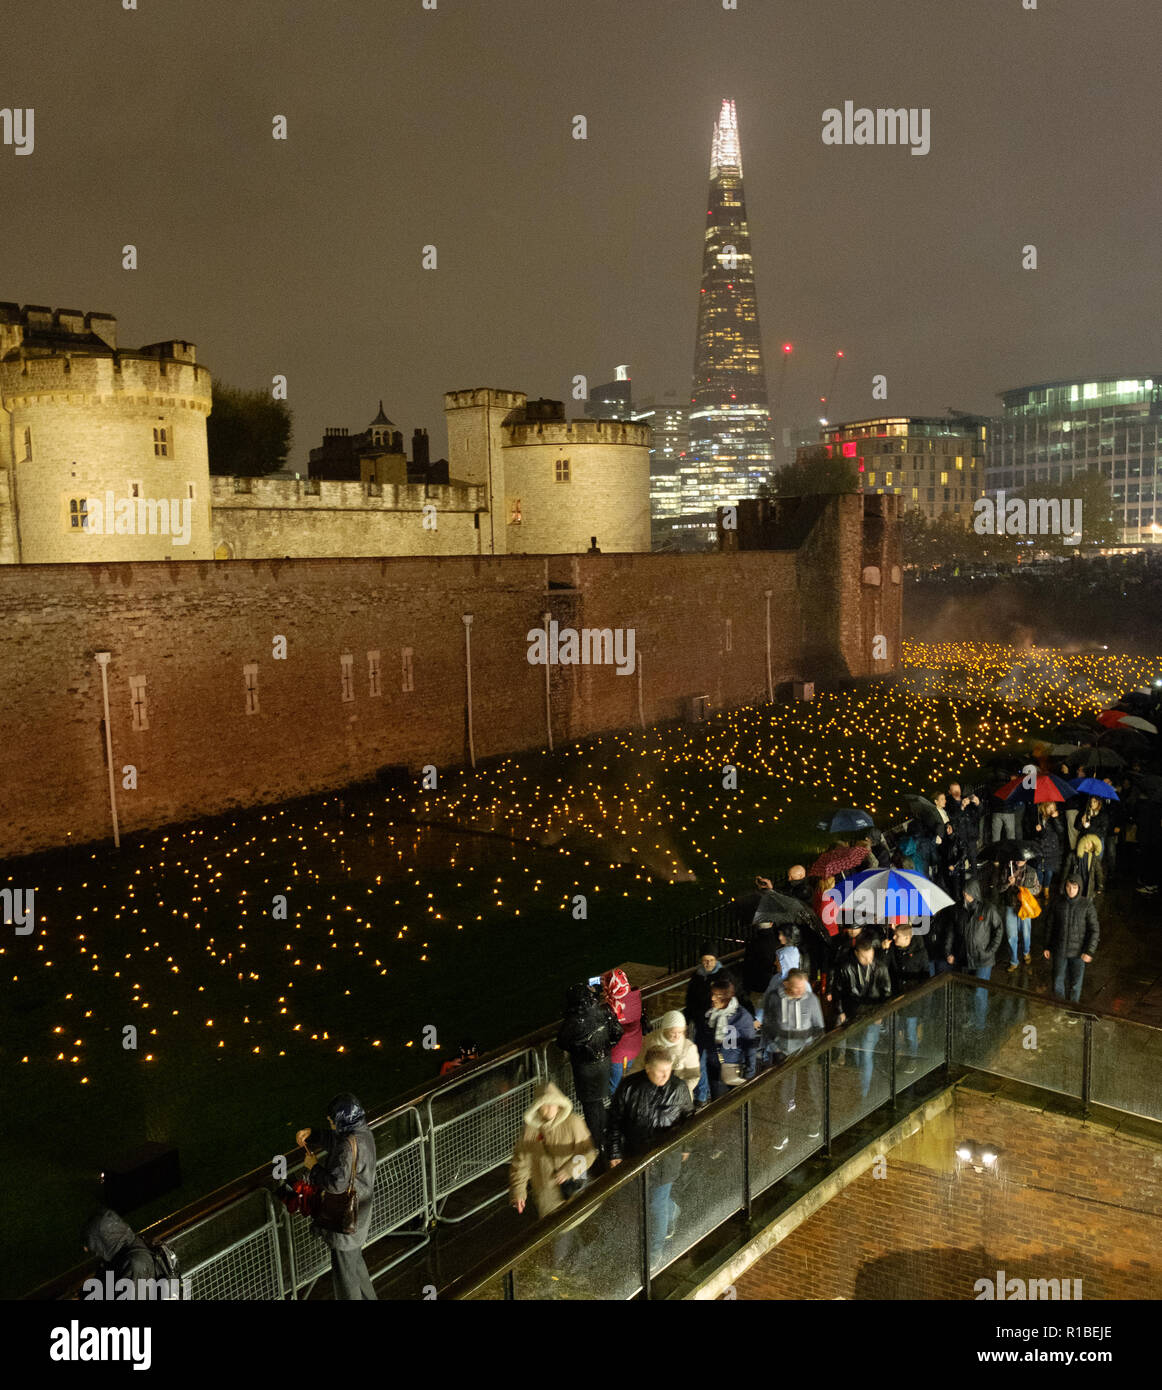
{"left": 528, "top": 730, "right": 1158, "bottom": 1270}
{"left": 78, "top": 699, "right": 1156, "bottom": 1299}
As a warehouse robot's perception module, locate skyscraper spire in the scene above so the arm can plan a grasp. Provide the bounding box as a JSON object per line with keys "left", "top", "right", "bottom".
{"left": 683, "top": 99, "right": 773, "bottom": 516}
{"left": 710, "top": 98, "right": 742, "bottom": 178}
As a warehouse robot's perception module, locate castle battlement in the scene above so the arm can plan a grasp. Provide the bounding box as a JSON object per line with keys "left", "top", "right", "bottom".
{"left": 502, "top": 418, "right": 650, "bottom": 447}
{"left": 444, "top": 387, "right": 527, "bottom": 412}
{"left": 0, "top": 350, "right": 211, "bottom": 406}
{"left": 210, "top": 474, "right": 485, "bottom": 512}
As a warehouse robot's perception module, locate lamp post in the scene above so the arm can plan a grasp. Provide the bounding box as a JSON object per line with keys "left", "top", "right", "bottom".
{"left": 95, "top": 651, "right": 120, "bottom": 848}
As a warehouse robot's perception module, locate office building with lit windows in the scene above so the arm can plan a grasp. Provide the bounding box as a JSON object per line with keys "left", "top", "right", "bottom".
{"left": 988, "top": 376, "right": 1162, "bottom": 544}
{"left": 632, "top": 391, "right": 689, "bottom": 521}
{"left": 683, "top": 99, "right": 773, "bottom": 516}
{"left": 584, "top": 366, "right": 634, "bottom": 422}
{"left": 797, "top": 415, "right": 988, "bottom": 523}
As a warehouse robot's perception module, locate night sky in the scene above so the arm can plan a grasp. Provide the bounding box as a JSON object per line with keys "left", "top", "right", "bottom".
{"left": 5, "top": 0, "right": 1160, "bottom": 466}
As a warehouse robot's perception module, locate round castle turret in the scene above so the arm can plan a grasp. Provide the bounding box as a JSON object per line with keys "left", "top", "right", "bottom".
{"left": 0, "top": 304, "right": 213, "bottom": 563}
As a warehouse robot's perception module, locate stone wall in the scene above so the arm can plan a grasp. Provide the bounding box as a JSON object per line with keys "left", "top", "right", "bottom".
{"left": 733, "top": 1088, "right": 1162, "bottom": 1301}
{"left": 0, "top": 494, "right": 896, "bottom": 856}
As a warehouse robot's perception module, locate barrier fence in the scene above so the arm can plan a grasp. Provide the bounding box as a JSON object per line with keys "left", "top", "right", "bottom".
{"left": 443, "top": 972, "right": 1162, "bottom": 1300}
{"left": 32, "top": 955, "right": 698, "bottom": 1301}
{"left": 33, "top": 951, "right": 1162, "bottom": 1301}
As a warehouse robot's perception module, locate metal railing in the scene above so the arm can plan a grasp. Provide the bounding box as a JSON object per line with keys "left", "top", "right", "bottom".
{"left": 34, "top": 925, "right": 1162, "bottom": 1301}
{"left": 442, "top": 972, "right": 1162, "bottom": 1300}
{"left": 29, "top": 951, "right": 700, "bottom": 1300}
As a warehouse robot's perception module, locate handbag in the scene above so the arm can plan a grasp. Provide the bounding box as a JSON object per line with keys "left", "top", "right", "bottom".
{"left": 717, "top": 1056, "right": 743, "bottom": 1086}
{"left": 1017, "top": 886, "right": 1041, "bottom": 920}
{"left": 314, "top": 1136, "right": 359, "bottom": 1235}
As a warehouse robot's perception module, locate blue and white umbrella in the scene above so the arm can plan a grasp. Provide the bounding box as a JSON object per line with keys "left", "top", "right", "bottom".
{"left": 826, "top": 868, "right": 954, "bottom": 935}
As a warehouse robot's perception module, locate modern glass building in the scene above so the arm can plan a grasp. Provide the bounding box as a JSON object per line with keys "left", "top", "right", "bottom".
{"left": 632, "top": 392, "right": 689, "bottom": 520}
{"left": 682, "top": 98, "right": 773, "bottom": 516}
{"left": 584, "top": 365, "right": 634, "bottom": 422}
{"left": 989, "top": 376, "right": 1162, "bottom": 544}
{"left": 799, "top": 415, "right": 988, "bottom": 523}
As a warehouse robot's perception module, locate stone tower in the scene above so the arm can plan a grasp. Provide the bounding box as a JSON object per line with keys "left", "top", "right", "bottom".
{"left": 0, "top": 304, "right": 213, "bottom": 562}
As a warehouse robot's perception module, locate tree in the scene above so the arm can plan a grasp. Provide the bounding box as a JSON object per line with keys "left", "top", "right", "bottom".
{"left": 759, "top": 453, "right": 858, "bottom": 500}
{"left": 1012, "top": 469, "right": 1118, "bottom": 551}
{"left": 207, "top": 379, "right": 293, "bottom": 477}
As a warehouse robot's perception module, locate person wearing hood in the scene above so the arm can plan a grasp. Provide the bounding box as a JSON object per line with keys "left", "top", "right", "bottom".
{"left": 1043, "top": 873, "right": 1100, "bottom": 1005}
{"left": 761, "top": 969, "right": 826, "bottom": 1148}
{"left": 293, "top": 1091, "right": 378, "bottom": 1300}
{"left": 602, "top": 967, "right": 643, "bottom": 1094}
{"left": 937, "top": 878, "right": 1003, "bottom": 1030}
{"left": 81, "top": 1209, "right": 163, "bottom": 1300}
{"left": 628, "top": 1011, "right": 701, "bottom": 1095}
{"left": 509, "top": 1081, "right": 597, "bottom": 1262}
{"left": 555, "top": 981, "right": 623, "bottom": 1156}
{"left": 684, "top": 944, "right": 736, "bottom": 1104}
{"left": 1063, "top": 833, "right": 1104, "bottom": 898}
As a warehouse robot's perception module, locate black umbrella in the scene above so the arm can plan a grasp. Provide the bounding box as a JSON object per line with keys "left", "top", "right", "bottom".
{"left": 905, "top": 794, "right": 945, "bottom": 832}
{"left": 985, "top": 839, "right": 1038, "bottom": 863}
{"left": 1072, "top": 746, "right": 1126, "bottom": 771}
{"left": 752, "top": 890, "right": 816, "bottom": 927}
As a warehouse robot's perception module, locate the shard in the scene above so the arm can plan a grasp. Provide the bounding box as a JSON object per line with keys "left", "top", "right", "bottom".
{"left": 682, "top": 99, "right": 774, "bottom": 515}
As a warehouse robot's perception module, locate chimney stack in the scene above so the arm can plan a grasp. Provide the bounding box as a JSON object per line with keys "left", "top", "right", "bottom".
{"left": 412, "top": 428, "right": 430, "bottom": 469}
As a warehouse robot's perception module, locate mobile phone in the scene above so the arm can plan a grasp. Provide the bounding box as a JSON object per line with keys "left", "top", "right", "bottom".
{"left": 588, "top": 975, "right": 601, "bottom": 987}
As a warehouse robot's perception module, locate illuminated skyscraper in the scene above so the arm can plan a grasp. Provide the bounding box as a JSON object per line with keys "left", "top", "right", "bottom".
{"left": 683, "top": 99, "right": 774, "bottom": 515}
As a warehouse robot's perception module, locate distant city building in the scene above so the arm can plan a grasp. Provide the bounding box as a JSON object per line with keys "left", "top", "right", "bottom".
{"left": 684, "top": 98, "right": 774, "bottom": 516}
{"left": 797, "top": 415, "right": 988, "bottom": 523}
{"left": 780, "top": 419, "right": 824, "bottom": 472}
{"left": 632, "top": 391, "right": 689, "bottom": 521}
{"left": 584, "top": 365, "right": 633, "bottom": 421}
{"left": 988, "top": 376, "right": 1162, "bottom": 544}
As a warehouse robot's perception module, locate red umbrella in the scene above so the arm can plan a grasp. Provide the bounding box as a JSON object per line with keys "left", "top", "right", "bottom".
{"left": 1097, "top": 710, "right": 1126, "bottom": 730}
{"left": 995, "top": 774, "right": 1065, "bottom": 805}
{"left": 809, "top": 843, "right": 872, "bottom": 878}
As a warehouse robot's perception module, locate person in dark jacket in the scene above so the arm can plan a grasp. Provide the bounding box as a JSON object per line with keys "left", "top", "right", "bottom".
{"left": 698, "top": 976, "right": 759, "bottom": 1096}
{"left": 938, "top": 878, "right": 1004, "bottom": 1029}
{"left": 947, "top": 782, "right": 982, "bottom": 873}
{"left": 607, "top": 1048, "right": 694, "bottom": 1262}
{"left": 1042, "top": 873, "right": 1100, "bottom": 1004}
{"left": 556, "top": 982, "right": 623, "bottom": 1155}
{"left": 741, "top": 922, "right": 781, "bottom": 1004}
{"left": 832, "top": 931, "right": 893, "bottom": 1098}
{"left": 1033, "top": 802, "right": 1066, "bottom": 901}
{"left": 684, "top": 945, "right": 737, "bottom": 1103}
{"left": 81, "top": 1209, "right": 164, "bottom": 1300}
{"left": 886, "top": 922, "right": 929, "bottom": 1069}
{"left": 294, "top": 1091, "right": 378, "bottom": 1300}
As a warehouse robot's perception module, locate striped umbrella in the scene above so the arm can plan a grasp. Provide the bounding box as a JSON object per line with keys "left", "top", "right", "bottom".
{"left": 994, "top": 773, "right": 1066, "bottom": 805}
{"left": 828, "top": 868, "right": 954, "bottom": 935}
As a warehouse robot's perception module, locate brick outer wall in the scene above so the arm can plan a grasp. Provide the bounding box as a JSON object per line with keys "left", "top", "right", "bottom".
{"left": 732, "top": 1090, "right": 1162, "bottom": 1301}
{"left": 0, "top": 498, "right": 896, "bottom": 855}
